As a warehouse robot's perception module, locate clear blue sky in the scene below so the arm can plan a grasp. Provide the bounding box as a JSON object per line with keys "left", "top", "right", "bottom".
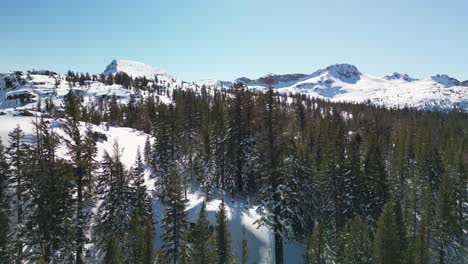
{"left": 1, "top": 0, "right": 467, "bottom": 81}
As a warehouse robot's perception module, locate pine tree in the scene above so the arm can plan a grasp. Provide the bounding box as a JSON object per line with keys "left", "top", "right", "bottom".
{"left": 130, "top": 148, "right": 152, "bottom": 222}
{"left": 434, "top": 172, "right": 457, "bottom": 264}
{"left": 281, "top": 124, "right": 318, "bottom": 239}
{"left": 191, "top": 201, "right": 215, "bottom": 264}
{"left": 305, "top": 222, "right": 326, "bottom": 264}
{"left": 0, "top": 139, "right": 12, "bottom": 263}
{"left": 225, "top": 86, "right": 255, "bottom": 194}
{"left": 152, "top": 104, "right": 181, "bottom": 199}
{"left": 240, "top": 225, "right": 248, "bottom": 264}
{"left": 215, "top": 198, "right": 233, "bottom": 264}
{"left": 124, "top": 213, "right": 154, "bottom": 264}
{"left": 161, "top": 167, "right": 188, "bottom": 264}
{"left": 343, "top": 132, "right": 363, "bottom": 222}
{"left": 453, "top": 138, "right": 466, "bottom": 246}
{"left": 8, "top": 125, "right": 29, "bottom": 263}
{"left": 210, "top": 91, "right": 227, "bottom": 189}
{"left": 141, "top": 221, "right": 155, "bottom": 264}
{"left": 108, "top": 93, "right": 121, "bottom": 126}
{"left": 25, "top": 118, "right": 75, "bottom": 261}
{"left": 63, "top": 90, "right": 82, "bottom": 123}
{"left": 104, "top": 233, "right": 124, "bottom": 264}
{"left": 374, "top": 200, "right": 403, "bottom": 264}
{"left": 62, "top": 105, "right": 97, "bottom": 263}
{"left": 255, "top": 75, "right": 287, "bottom": 264}
{"left": 144, "top": 135, "right": 152, "bottom": 164}
{"left": 363, "top": 133, "right": 388, "bottom": 225}
{"left": 0, "top": 207, "right": 10, "bottom": 263}
{"left": 179, "top": 241, "right": 190, "bottom": 264}
{"left": 96, "top": 140, "right": 133, "bottom": 243}
{"left": 408, "top": 217, "right": 430, "bottom": 264}
{"left": 124, "top": 149, "right": 154, "bottom": 264}
{"left": 335, "top": 218, "right": 373, "bottom": 264}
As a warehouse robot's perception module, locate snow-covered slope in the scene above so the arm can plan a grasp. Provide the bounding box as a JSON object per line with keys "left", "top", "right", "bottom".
{"left": 1, "top": 61, "right": 467, "bottom": 111}
{"left": 0, "top": 111, "right": 304, "bottom": 264}
{"left": 104, "top": 59, "right": 168, "bottom": 78}
{"left": 238, "top": 64, "right": 468, "bottom": 110}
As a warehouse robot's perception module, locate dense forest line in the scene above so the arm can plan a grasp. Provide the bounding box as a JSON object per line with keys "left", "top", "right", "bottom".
{"left": 0, "top": 75, "right": 467, "bottom": 263}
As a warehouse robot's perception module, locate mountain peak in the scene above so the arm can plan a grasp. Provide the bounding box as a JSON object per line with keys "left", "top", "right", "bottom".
{"left": 312, "top": 63, "right": 361, "bottom": 84}
{"left": 103, "top": 59, "right": 168, "bottom": 78}
{"left": 431, "top": 74, "right": 460, "bottom": 87}
{"left": 384, "top": 72, "right": 416, "bottom": 82}
{"left": 325, "top": 63, "right": 360, "bottom": 74}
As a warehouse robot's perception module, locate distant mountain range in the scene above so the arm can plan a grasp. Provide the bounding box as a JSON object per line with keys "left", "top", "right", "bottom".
{"left": 1, "top": 59, "right": 467, "bottom": 111}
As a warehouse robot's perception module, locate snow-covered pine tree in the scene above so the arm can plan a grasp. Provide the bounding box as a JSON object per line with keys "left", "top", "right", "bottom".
{"left": 25, "top": 118, "right": 74, "bottom": 262}
{"left": 254, "top": 74, "right": 288, "bottom": 264}
{"left": 0, "top": 138, "right": 12, "bottom": 263}
{"left": 130, "top": 148, "right": 152, "bottom": 221}
{"left": 224, "top": 84, "right": 257, "bottom": 195}
{"left": 7, "top": 125, "right": 30, "bottom": 263}
{"left": 96, "top": 140, "right": 133, "bottom": 243}
{"left": 143, "top": 135, "right": 152, "bottom": 164}
{"left": 161, "top": 166, "right": 188, "bottom": 264}
{"left": 215, "top": 198, "right": 233, "bottom": 264}
{"left": 433, "top": 171, "right": 460, "bottom": 263}
{"left": 321, "top": 110, "right": 350, "bottom": 230}
{"left": 335, "top": 217, "right": 373, "bottom": 264}
{"left": 343, "top": 132, "right": 364, "bottom": 222}
{"left": 124, "top": 148, "right": 154, "bottom": 263}
{"left": 225, "top": 84, "right": 247, "bottom": 194}
{"left": 124, "top": 94, "right": 138, "bottom": 128}
{"left": 191, "top": 201, "right": 215, "bottom": 264}
{"left": 62, "top": 94, "right": 98, "bottom": 263}
{"left": 453, "top": 138, "right": 467, "bottom": 249}
{"left": 108, "top": 94, "right": 121, "bottom": 126}
{"left": 198, "top": 123, "right": 215, "bottom": 199}
{"left": 152, "top": 104, "right": 181, "bottom": 199}
{"left": 363, "top": 132, "right": 388, "bottom": 226}
{"left": 210, "top": 91, "right": 227, "bottom": 189}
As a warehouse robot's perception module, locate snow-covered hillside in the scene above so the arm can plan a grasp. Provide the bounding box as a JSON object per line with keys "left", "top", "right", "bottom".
{"left": 1, "top": 60, "right": 466, "bottom": 112}
{"left": 104, "top": 59, "right": 169, "bottom": 79}
{"left": 0, "top": 111, "right": 304, "bottom": 263}
{"left": 239, "top": 64, "right": 468, "bottom": 110}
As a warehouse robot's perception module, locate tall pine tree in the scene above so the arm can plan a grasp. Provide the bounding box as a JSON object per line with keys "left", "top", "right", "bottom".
{"left": 191, "top": 201, "right": 216, "bottom": 264}
{"left": 161, "top": 167, "right": 188, "bottom": 264}
{"left": 215, "top": 198, "right": 233, "bottom": 264}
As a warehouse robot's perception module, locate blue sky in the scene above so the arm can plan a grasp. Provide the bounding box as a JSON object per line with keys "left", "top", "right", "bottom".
{"left": 1, "top": 0, "right": 467, "bottom": 81}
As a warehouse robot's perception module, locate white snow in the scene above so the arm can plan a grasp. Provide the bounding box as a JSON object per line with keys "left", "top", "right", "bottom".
{"left": 263, "top": 64, "right": 468, "bottom": 110}
{"left": 104, "top": 59, "right": 169, "bottom": 79}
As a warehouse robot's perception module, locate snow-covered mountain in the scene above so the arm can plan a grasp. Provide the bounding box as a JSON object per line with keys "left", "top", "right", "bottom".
{"left": 430, "top": 74, "right": 461, "bottom": 87}
{"left": 234, "top": 63, "right": 468, "bottom": 111}
{"left": 235, "top": 73, "right": 309, "bottom": 88}
{"left": 104, "top": 59, "right": 170, "bottom": 79}
{"left": 1, "top": 60, "right": 467, "bottom": 111}
{"left": 383, "top": 72, "right": 416, "bottom": 82}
